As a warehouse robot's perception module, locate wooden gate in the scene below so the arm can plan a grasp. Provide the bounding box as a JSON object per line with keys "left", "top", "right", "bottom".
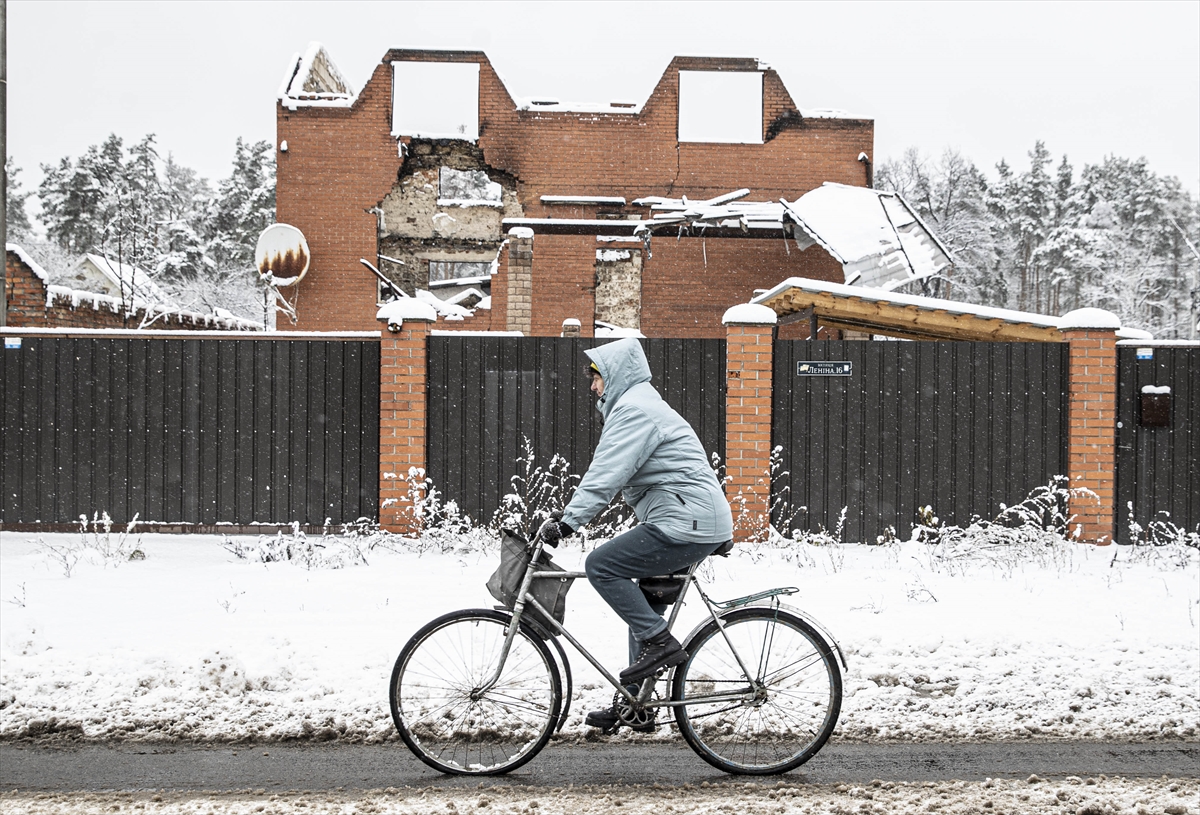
{"left": 772, "top": 340, "right": 1069, "bottom": 543}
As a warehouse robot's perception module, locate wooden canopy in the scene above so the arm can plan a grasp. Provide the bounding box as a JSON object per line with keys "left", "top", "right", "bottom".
{"left": 757, "top": 278, "right": 1064, "bottom": 342}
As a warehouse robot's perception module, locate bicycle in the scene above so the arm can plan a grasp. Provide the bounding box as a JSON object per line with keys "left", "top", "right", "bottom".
{"left": 389, "top": 529, "right": 845, "bottom": 776}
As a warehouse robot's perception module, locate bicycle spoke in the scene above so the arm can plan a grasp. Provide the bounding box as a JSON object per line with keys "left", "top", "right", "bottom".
{"left": 392, "top": 611, "right": 560, "bottom": 775}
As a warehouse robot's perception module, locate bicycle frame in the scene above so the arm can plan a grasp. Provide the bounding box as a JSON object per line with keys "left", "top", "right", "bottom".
{"left": 479, "top": 536, "right": 819, "bottom": 712}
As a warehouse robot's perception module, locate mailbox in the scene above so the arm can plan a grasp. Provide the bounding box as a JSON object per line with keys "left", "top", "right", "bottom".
{"left": 1139, "top": 386, "right": 1171, "bottom": 427}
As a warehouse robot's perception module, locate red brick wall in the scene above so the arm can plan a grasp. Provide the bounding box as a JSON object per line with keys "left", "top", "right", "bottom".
{"left": 278, "top": 52, "right": 873, "bottom": 336}
{"left": 5, "top": 251, "right": 48, "bottom": 326}
{"left": 641, "top": 240, "right": 843, "bottom": 337}
{"left": 530, "top": 236, "right": 597, "bottom": 337}
{"left": 1063, "top": 328, "right": 1118, "bottom": 544}
{"left": 276, "top": 61, "right": 403, "bottom": 333}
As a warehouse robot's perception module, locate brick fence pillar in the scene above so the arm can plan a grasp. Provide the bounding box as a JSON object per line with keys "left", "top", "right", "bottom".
{"left": 1060, "top": 308, "right": 1121, "bottom": 544}
{"left": 506, "top": 227, "right": 533, "bottom": 335}
{"left": 377, "top": 300, "right": 438, "bottom": 535}
{"left": 723, "top": 304, "right": 778, "bottom": 542}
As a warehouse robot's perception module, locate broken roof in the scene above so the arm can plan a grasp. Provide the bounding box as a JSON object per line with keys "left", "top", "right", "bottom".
{"left": 784, "top": 183, "right": 954, "bottom": 291}
{"left": 504, "top": 184, "right": 952, "bottom": 293}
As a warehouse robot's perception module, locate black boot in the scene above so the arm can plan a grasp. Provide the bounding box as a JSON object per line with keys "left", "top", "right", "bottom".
{"left": 585, "top": 686, "right": 656, "bottom": 734}
{"left": 619, "top": 629, "right": 686, "bottom": 685}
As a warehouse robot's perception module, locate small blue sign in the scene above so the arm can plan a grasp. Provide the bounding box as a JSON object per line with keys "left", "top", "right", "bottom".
{"left": 1136, "top": 347, "right": 1153, "bottom": 360}
{"left": 4, "top": 338, "right": 21, "bottom": 349}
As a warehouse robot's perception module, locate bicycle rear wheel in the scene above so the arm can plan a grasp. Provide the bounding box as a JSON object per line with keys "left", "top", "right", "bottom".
{"left": 672, "top": 607, "right": 842, "bottom": 774}
{"left": 390, "top": 608, "right": 561, "bottom": 775}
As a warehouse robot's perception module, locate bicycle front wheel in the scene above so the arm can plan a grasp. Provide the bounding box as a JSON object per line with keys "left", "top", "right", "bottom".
{"left": 672, "top": 607, "right": 842, "bottom": 774}
{"left": 390, "top": 608, "right": 561, "bottom": 775}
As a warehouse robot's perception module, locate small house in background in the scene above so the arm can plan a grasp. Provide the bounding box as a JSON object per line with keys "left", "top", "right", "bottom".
{"left": 66, "top": 254, "right": 167, "bottom": 304}
{"left": 3, "top": 245, "right": 260, "bottom": 331}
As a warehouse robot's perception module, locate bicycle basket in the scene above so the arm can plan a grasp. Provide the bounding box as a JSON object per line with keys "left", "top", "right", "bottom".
{"left": 486, "top": 528, "right": 574, "bottom": 639}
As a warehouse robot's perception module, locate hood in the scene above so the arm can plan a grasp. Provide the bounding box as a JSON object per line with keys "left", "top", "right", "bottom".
{"left": 585, "top": 338, "right": 652, "bottom": 419}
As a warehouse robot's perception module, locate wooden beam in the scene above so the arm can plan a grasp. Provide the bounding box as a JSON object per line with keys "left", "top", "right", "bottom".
{"left": 762, "top": 289, "right": 1063, "bottom": 343}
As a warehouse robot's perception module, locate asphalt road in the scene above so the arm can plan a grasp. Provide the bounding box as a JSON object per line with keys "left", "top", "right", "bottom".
{"left": 1, "top": 741, "right": 1196, "bottom": 792}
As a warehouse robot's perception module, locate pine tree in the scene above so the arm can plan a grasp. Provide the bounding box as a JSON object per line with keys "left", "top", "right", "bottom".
{"left": 5, "top": 157, "right": 33, "bottom": 243}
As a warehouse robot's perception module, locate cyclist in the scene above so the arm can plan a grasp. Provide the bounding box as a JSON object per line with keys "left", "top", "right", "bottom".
{"left": 538, "top": 337, "right": 734, "bottom": 732}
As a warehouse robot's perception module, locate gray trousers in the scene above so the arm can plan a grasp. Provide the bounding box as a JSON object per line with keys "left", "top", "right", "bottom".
{"left": 584, "top": 523, "right": 728, "bottom": 655}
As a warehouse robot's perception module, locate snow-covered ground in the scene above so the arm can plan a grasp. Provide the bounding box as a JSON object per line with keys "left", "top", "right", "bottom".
{"left": 3, "top": 776, "right": 1199, "bottom": 815}
{"left": 0, "top": 529, "right": 1197, "bottom": 747}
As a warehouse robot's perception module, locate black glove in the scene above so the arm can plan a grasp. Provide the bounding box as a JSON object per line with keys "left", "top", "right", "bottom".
{"left": 538, "top": 513, "right": 573, "bottom": 547}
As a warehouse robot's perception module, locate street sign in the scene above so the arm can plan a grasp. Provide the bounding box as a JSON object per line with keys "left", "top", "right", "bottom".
{"left": 797, "top": 361, "right": 853, "bottom": 376}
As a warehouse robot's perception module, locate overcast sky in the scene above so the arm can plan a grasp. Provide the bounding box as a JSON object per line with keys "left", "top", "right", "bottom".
{"left": 9, "top": 0, "right": 1199, "bottom": 199}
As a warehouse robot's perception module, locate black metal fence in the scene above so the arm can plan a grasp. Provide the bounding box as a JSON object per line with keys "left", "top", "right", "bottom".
{"left": 426, "top": 336, "right": 726, "bottom": 525}
{"left": 772, "top": 340, "right": 1070, "bottom": 543}
{"left": 1, "top": 335, "right": 380, "bottom": 527}
{"left": 1115, "top": 345, "right": 1200, "bottom": 542}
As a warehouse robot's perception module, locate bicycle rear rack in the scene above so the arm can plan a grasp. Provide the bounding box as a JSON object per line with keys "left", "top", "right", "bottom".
{"left": 711, "top": 586, "right": 799, "bottom": 610}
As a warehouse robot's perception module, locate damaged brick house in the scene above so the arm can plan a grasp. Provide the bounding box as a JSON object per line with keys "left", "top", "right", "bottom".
{"left": 275, "top": 44, "right": 876, "bottom": 337}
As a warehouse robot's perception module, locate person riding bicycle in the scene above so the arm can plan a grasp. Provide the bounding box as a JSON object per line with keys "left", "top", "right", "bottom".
{"left": 538, "top": 337, "right": 734, "bottom": 732}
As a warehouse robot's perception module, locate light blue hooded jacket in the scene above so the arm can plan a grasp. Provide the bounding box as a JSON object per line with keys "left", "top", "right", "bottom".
{"left": 561, "top": 338, "right": 733, "bottom": 544}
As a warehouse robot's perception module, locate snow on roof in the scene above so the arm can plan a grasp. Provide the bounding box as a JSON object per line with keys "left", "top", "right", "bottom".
{"left": 514, "top": 97, "right": 644, "bottom": 115}
{"left": 541, "top": 195, "right": 628, "bottom": 206}
{"left": 43, "top": 285, "right": 262, "bottom": 331}
{"left": 74, "top": 254, "right": 168, "bottom": 303}
{"left": 752, "top": 277, "right": 1065, "bottom": 330}
{"left": 782, "top": 183, "right": 954, "bottom": 291}
{"left": 6, "top": 243, "right": 50, "bottom": 284}
{"left": 798, "top": 107, "right": 865, "bottom": 119}
{"left": 279, "top": 42, "right": 357, "bottom": 111}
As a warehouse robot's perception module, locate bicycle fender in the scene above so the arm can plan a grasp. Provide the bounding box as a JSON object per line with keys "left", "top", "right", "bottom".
{"left": 758, "top": 601, "right": 848, "bottom": 671}
{"left": 681, "top": 603, "right": 847, "bottom": 672}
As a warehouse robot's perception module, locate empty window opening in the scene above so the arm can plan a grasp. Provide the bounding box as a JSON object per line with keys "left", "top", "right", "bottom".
{"left": 429, "top": 260, "right": 492, "bottom": 284}
{"left": 392, "top": 61, "right": 480, "bottom": 140}
{"left": 439, "top": 167, "right": 502, "bottom": 204}
{"left": 677, "top": 71, "right": 763, "bottom": 144}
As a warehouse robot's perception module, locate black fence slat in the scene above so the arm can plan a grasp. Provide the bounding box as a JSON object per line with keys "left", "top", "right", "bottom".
{"left": 180, "top": 340, "right": 202, "bottom": 523}
{"left": 288, "top": 341, "right": 309, "bottom": 522}
{"left": 341, "top": 343, "right": 363, "bottom": 522}
{"left": 144, "top": 341, "right": 167, "bottom": 522}
{"left": 359, "top": 342, "right": 380, "bottom": 520}
{"left": 247, "top": 342, "right": 270, "bottom": 521}
{"left": 162, "top": 341, "right": 184, "bottom": 523}
{"left": 270, "top": 341, "right": 291, "bottom": 521}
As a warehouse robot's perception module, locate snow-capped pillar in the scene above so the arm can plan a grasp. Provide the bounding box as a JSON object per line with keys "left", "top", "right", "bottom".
{"left": 560, "top": 318, "right": 581, "bottom": 338}
{"left": 377, "top": 299, "right": 439, "bottom": 535}
{"left": 723, "top": 304, "right": 778, "bottom": 543}
{"left": 506, "top": 227, "right": 534, "bottom": 335}
{"left": 1059, "top": 308, "right": 1121, "bottom": 545}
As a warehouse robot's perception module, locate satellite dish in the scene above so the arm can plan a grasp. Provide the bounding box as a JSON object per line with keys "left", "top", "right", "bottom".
{"left": 255, "top": 223, "right": 310, "bottom": 287}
